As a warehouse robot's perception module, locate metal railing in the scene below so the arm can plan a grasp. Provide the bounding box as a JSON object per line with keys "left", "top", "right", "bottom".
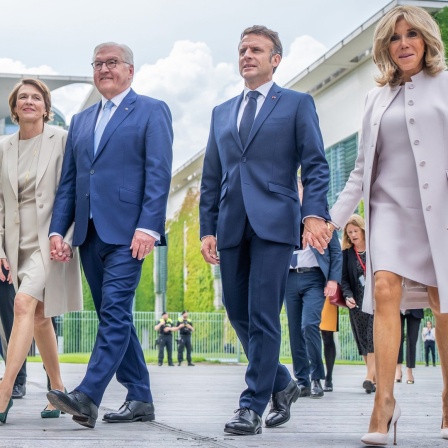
{"left": 52, "top": 311, "right": 437, "bottom": 364}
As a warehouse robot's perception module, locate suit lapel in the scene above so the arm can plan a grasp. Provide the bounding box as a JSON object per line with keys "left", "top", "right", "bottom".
{"left": 7, "top": 133, "right": 19, "bottom": 199}
{"left": 94, "top": 90, "right": 137, "bottom": 160}
{"left": 243, "top": 83, "right": 282, "bottom": 153}
{"left": 230, "top": 93, "right": 244, "bottom": 151}
{"left": 36, "top": 124, "right": 56, "bottom": 188}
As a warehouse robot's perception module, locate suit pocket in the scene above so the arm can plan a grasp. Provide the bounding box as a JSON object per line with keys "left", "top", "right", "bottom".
{"left": 119, "top": 187, "right": 143, "bottom": 206}
{"left": 268, "top": 182, "right": 298, "bottom": 200}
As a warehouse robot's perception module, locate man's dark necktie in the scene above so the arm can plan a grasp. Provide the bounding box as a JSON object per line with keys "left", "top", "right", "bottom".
{"left": 239, "top": 90, "right": 260, "bottom": 147}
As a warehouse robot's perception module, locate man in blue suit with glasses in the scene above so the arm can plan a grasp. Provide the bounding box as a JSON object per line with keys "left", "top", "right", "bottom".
{"left": 47, "top": 42, "right": 173, "bottom": 428}
{"left": 200, "top": 25, "right": 332, "bottom": 435}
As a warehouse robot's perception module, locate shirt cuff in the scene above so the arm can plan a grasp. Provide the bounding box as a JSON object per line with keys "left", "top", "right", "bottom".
{"left": 136, "top": 228, "right": 160, "bottom": 242}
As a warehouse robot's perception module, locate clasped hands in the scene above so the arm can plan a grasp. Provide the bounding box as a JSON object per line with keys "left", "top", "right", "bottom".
{"left": 50, "top": 230, "right": 155, "bottom": 263}
{"left": 200, "top": 217, "right": 334, "bottom": 265}
{"left": 303, "top": 217, "right": 333, "bottom": 254}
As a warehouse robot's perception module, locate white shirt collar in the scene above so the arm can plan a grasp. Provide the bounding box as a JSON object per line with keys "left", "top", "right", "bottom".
{"left": 101, "top": 87, "right": 131, "bottom": 109}
{"left": 243, "top": 80, "right": 274, "bottom": 99}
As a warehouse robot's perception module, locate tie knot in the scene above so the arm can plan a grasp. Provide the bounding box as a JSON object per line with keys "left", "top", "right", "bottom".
{"left": 104, "top": 100, "right": 114, "bottom": 110}
{"left": 247, "top": 90, "right": 260, "bottom": 100}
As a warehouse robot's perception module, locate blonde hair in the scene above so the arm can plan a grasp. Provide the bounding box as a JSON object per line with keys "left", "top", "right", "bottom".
{"left": 373, "top": 5, "right": 446, "bottom": 87}
{"left": 9, "top": 78, "right": 53, "bottom": 124}
{"left": 342, "top": 214, "right": 365, "bottom": 250}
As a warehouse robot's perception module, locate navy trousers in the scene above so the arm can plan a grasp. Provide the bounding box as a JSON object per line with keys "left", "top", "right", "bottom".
{"left": 219, "top": 219, "right": 294, "bottom": 416}
{"left": 285, "top": 269, "right": 326, "bottom": 386}
{"left": 77, "top": 220, "right": 151, "bottom": 406}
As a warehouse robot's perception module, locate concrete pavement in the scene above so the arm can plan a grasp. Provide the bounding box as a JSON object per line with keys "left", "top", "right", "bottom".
{"left": 0, "top": 361, "right": 445, "bottom": 447}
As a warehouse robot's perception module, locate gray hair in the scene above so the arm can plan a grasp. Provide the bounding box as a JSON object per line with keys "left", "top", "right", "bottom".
{"left": 92, "top": 42, "right": 134, "bottom": 65}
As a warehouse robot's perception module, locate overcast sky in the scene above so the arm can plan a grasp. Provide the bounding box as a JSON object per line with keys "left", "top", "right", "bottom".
{"left": 0, "top": 0, "right": 390, "bottom": 169}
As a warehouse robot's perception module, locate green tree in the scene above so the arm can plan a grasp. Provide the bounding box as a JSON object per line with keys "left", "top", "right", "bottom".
{"left": 434, "top": 8, "right": 448, "bottom": 57}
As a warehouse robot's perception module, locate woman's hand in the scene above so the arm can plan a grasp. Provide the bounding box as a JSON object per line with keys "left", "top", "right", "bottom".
{"left": 345, "top": 297, "right": 357, "bottom": 309}
{"left": 0, "top": 259, "right": 12, "bottom": 284}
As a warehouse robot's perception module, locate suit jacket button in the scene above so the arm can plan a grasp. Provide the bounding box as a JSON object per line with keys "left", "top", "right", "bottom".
{"left": 37, "top": 192, "right": 42, "bottom": 197}
{"left": 90, "top": 170, "right": 95, "bottom": 174}
{"left": 426, "top": 205, "right": 432, "bottom": 211}
{"left": 241, "top": 157, "right": 246, "bottom": 163}
{"left": 38, "top": 204, "right": 43, "bottom": 209}
{"left": 423, "top": 183, "right": 429, "bottom": 189}
{"left": 86, "top": 193, "right": 90, "bottom": 197}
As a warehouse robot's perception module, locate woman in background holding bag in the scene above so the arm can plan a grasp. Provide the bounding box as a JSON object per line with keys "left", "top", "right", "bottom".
{"left": 341, "top": 215, "right": 375, "bottom": 394}
{"left": 330, "top": 6, "right": 448, "bottom": 444}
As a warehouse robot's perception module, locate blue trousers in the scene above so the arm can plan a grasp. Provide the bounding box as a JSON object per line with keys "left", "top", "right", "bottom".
{"left": 77, "top": 220, "right": 151, "bottom": 406}
{"left": 285, "top": 269, "right": 326, "bottom": 386}
{"left": 219, "top": 220, "right": 294, "bottom": 416}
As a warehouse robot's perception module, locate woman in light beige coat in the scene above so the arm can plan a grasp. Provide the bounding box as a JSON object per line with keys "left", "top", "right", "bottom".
{"left": 330, "top": 6, "right": 448, "bottom": 446}
{"left": 0, "top": 79, "right": 82, "bottom": 423}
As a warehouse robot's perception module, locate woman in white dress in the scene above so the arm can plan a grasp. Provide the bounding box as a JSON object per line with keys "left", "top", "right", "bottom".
{"left": 330, "top": 6, "right": 448, "bottom": 445}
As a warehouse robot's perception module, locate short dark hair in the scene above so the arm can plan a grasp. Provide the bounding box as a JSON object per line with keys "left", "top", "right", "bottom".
{"left": 240, "top": 25, "right": 283, "bottom": 58}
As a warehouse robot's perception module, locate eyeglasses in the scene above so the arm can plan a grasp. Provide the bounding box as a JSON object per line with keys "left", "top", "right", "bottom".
{"left": 91, "top": 59, "right": 131, "bottom": 71}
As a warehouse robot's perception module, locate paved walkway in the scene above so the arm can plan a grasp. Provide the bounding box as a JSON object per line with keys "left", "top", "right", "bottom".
{"left": 0, "top": 361, "right": 445, "bottom": 447}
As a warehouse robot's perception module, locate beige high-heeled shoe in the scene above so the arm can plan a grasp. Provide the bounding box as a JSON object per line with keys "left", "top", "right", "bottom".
{"left": 361, "top": 401, "right": 401, "bottom": 446}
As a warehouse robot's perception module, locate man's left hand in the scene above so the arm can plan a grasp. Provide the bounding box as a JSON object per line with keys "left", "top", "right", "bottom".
{"left": 130, "top": 230, "right": 156, "bottom": 260}
{"left": 302, "top": 217, "right": 332, "bottom": 255}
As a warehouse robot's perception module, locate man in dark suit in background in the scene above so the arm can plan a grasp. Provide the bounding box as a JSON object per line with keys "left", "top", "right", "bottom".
{"left": 47, "top": 42, "right": 173, "bottom": 428}
{"left": 200, "top": 25, "right": 332, "bottom": 435}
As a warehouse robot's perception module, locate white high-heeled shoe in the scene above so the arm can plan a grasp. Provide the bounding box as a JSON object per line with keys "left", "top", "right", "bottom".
{"left": 361, "top": 402, "right": 401, "bottom": 446}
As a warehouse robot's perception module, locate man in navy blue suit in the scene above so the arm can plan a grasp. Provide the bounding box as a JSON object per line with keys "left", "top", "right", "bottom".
{"left": 200, "top": 26, "right": 332, "bottom": 435}
{"left": 47, "top": 42, "right": 173, "bottom": 428}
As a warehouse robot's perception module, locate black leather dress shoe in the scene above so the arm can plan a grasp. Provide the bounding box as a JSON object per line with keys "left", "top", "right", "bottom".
{"left": 103, "top": 400, "right": 155, "bottom": 423}
{"left": 47, "top": 389, "right": 98, "bottom": 428}
{"left": 323, "top": 380, "right": 333, "bottom": 392}
{"left": 310, "top": 379, "right": 324, "bottom": 398}
{"left": 296, "top": 383, "right": 311, "bottom": 397}
{"left": 224, "top": 408, "right": 262, "bottom": 435}
{"left": 12, "top": 383, "right": 26, "bottom": 399}
{"left": 265, "top": 379, "right": 300, "bottom": 427}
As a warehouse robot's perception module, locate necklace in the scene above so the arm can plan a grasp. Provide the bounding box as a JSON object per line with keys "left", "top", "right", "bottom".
{"left": 15, "top": 133, "right": 42, "bottom": 224}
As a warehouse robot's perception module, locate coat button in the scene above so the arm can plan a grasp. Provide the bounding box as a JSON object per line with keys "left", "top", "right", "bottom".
{"left": 408, "top": 84, "right": 415, "bottom": 89}
{"left": 419, "top": 161, "right": 426, "bottom": 166}
{"left": 408, "top": 100, "right": 414, "bottom": 106}
{"left": 414, "top": 140, "right": 419, "bottom": 145}
{"left": 423, "top": 183, "right": 429, "bottom": 189}
{"left": 37, "top": 192, "right": 42, "bottom": 197}
{"left": 38, "top": 204, "right": 43, "bottom": 209}
{"left": 426, "top": 205, "right": 432, "bottom": 211}
{"left": 90, "top": 170, "right": 95, "bottom": 174}
{"left": 409, "top": 118, "right": 415, "bottom": 124}
{"left": 241, "top": 157, "right": 246, "bottom": 163}
{"left": 86, "top": 193, "right": 90, "bottom": 197}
